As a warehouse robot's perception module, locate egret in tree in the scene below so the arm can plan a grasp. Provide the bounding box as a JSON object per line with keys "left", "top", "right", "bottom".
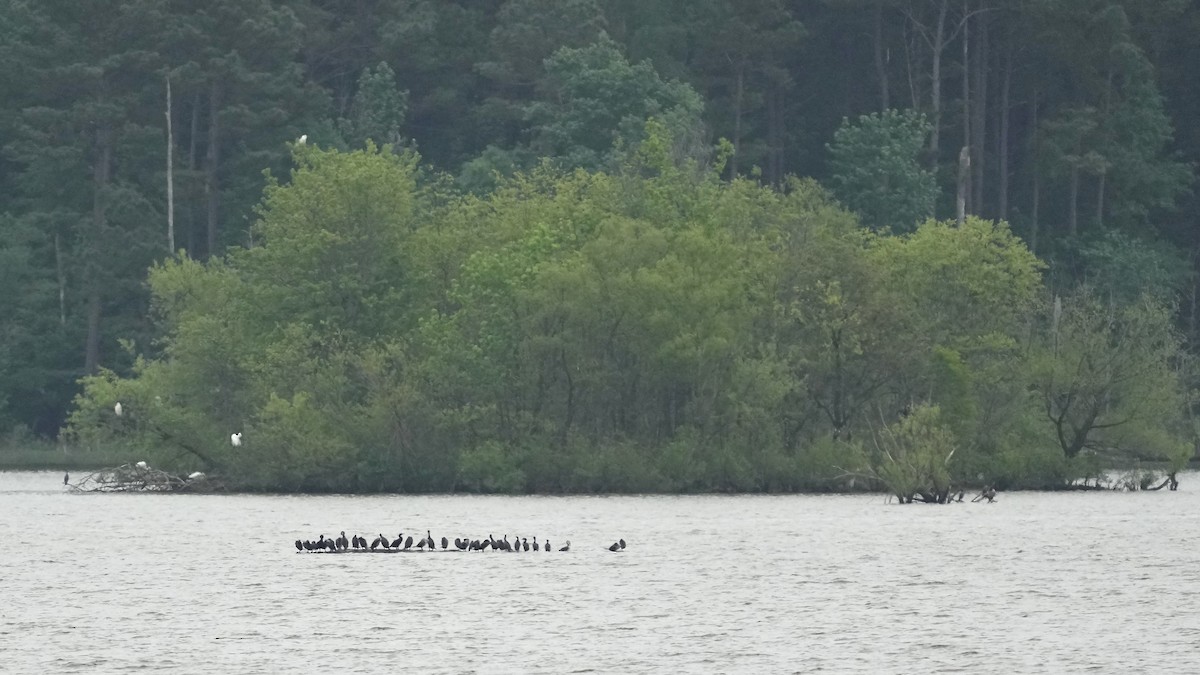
{"left": 296, "top": 134, "right": 307, "bottom": 145}
{"left": 231, "top": 432, "right": 243, "bottom": 447}
{"left": 114, "top": 402, "right": 123, "bottom": 417}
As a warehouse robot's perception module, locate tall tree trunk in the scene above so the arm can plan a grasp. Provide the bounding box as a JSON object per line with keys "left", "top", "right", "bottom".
{"left": 1030, "top": 89, "right": 1040, "bottom": 253}
{"left": 874, "top": 0, "right": 890, "bottom": 111}
{"left": 1068, "top": 159, "right": 1079, "bottom": 238}
{"left": 54, "top": 233, "right": 66, "bottom": 327}
{"left": 903, "top": 21, "right": 919, "bottom": 109}
{"left": 998, "top": 45, "right": 1011, "bottom": 221}
{"left": 731, "top": 61, "right": 745, "bottom": 177}
{"left": 929, "top": 0, "right": 949, "bottom": 160}
{"left": 767, "top": 87, "right": 784, "bottom": 185}
{"left": 1096, "top": 67, "right": 1113, "bottom": 228}
{"left": 971, "top": 13, "right": 987, "bottom": 216}
{"left": 85, "top": 123, "right": 113, "bottom": 374}
{"left": 166, "top": 75, "right": 175, "bottom": 253}
{"left": 956, "top": 145, "right": 970, "bottom": 226}
{"left": 205, "top": 80, "right": 221, "bottom": 258}
{"left": 961, "top": 1, "right": 971, "bottom": 213}
{"left": 187, "top": 93, "right": 199, "bottom": 255}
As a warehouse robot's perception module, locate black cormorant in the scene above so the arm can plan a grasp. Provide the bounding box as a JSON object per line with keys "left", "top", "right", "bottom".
{"left": 609, "top": 542, "right": 620, "bottom": 551}
{"left": 559, "top": 541, "right": 570, "bottom": 551}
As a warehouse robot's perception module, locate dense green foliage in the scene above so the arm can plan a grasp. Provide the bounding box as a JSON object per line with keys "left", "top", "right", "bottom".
{"left": 3, "top": 0, "right": 1199, "bottom": 492}
{"left": 827, "top": 110, "right": 938, "bottom": 232}
{"left": 62, "top": 137, "right": 1190, "bottom": 492}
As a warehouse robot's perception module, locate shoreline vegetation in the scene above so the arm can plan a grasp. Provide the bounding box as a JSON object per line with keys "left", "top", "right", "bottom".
{"left": 57, "top": 138, "right": 1199, "bottom": 500}
{"left": 2, "top": 443, "right": 1191, "bottom": 496}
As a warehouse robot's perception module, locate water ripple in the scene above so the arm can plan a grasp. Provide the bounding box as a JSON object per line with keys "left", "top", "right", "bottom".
{"left": 2, "top": 471, "right": 1199, "bottom": 673}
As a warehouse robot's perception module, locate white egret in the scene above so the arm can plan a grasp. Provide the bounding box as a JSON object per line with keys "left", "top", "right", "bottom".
{"left": 114, "top": 402, "right": 123, "bottom": 417}
{"left": 231, "top": 432, "right": 243, "bottom": 447}
{"left": 187, "top": 471, "right": 206, "bottom": 480}
{"left": 136, "top": 461, "right": 148, "bottom": 469}
{"left": 296, "top": 134, "right": 307, "bottom": 145}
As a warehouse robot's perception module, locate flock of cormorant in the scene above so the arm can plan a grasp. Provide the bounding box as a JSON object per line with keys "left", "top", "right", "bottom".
{"left": 295, "top": 530, "right": 628, "bottom": 554}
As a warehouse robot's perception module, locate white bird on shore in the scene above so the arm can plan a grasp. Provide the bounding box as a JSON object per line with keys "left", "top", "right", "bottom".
{"left": 114, "top": 402, "right": 123, "bottom": 417}
{"left": 188, "top": 471, "right": 206, "bottom": 481}
{"left": 136, "top": 461, "right": 148, "bottom": 470}
{"left": 296, "top": 134, "right": 307, "bottom": 145}
{"left": 231, "top": 432, "right": 243, "bottom": 447}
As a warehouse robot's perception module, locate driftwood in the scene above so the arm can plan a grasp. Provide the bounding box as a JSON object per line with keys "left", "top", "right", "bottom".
{"left": 68, "top": 463, "right": 221, "bottom": 493}
{"left": 971, "top": 486, "right": 997, "bottom": 503}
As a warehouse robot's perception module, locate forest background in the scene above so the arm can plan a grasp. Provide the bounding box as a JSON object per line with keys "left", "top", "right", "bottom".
{"left": 1, "top": 0, "right": 1198, "bottom": 496}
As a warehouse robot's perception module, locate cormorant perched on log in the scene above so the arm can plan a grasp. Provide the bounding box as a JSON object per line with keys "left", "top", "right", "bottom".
{"left": 426, "top": 530, "right": 435, "bottom": 549}
{"left": 455, "top": 538, "right": 467, "bottom": 550}
{"left": 619, "top": 539, "right": 626, "bottom": 550}
{"left": 532, "top": 537, "right": 539, "bottom": 551}
{"left": 337, "top": 531, "right": 348, "bottom": 550}
{"left": 404, "top": 536, "right": 413, "bottom": 549}
{"left": 544, "top": 540, "right": 550, "bottom": 551}
{"left": 559, "top": 541, "right": 570, "bottom": 551}
{"left": 416, "top": 537, "right": 426, "bottom": 550}
{"left": 441, "top": 536, "right": 449, "bottom": 550}
{"left": 378, "top": 533, "right": 390, "bottom": 549}
{"left": 295, "top": 540, "right": 303, "bottom": 551}
{"left": 522, "top": 537, "right": 529, "bottom": 552}
{"left": 609, "top": 542, "right": 620, "bottom": 551}
{"left": 391, "top": 534, "right": 404, "bottom": 548}
{"left": 370, "top": 537, "right": 382, "bottom": 550}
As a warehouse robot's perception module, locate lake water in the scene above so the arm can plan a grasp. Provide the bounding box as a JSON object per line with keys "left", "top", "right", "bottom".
{"left": 2, "top": 470, "right": 1198, "bottom": 673}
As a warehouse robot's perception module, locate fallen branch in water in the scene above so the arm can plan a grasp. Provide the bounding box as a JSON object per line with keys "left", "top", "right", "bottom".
{"left": 68, "top": 463, "right": 221, "bottom": 493}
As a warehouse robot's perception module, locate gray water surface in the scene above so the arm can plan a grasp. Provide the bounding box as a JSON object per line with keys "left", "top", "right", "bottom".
{"left": 2, "top": 470, "right": 1198, "bottom": 673}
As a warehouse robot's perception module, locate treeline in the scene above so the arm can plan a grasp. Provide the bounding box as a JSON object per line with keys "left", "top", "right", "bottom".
{"left": 1, "top": 0, "right": 1198, "bottom": 437}
{"left": 66, "top": 138, "right": 1192, "bottom": 493}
